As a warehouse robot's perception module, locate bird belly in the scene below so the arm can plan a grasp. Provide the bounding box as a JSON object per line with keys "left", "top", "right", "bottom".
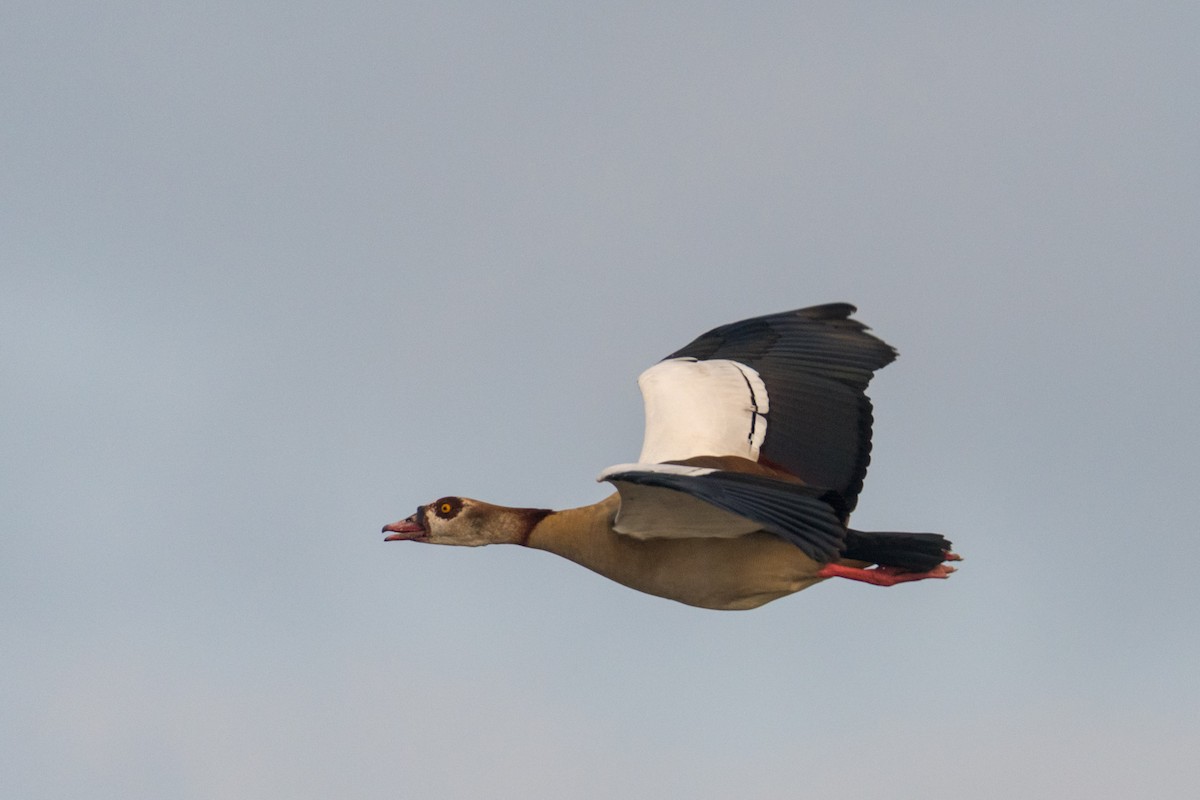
{"left": 621, "top": 531, "right": 826, "bottom": 610}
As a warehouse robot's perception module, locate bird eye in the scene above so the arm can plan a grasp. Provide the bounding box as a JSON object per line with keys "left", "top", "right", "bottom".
{"left": 432, "top": 498, "right": 460, "bottom": 518}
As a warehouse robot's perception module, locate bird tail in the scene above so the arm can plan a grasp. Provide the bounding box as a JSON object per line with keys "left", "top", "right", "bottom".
{"left": 842, "top": 529, "right": 954, "bottom": 572}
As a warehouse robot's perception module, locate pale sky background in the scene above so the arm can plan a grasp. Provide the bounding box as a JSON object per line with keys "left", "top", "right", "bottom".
{"left": 3, "top": 3, "right": 1198, "bottom": 798}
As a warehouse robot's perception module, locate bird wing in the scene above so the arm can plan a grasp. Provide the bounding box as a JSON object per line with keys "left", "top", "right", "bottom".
{"left": 598, "top": 462, "right": 845, "bottom": 562}
{"left": 634, "top": 303, "right": 896, "bottom": 515}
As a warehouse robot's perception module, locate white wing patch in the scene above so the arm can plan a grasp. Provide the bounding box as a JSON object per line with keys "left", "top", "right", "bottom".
{"left": 636, "top": 358, "right": 769, "bottom": 464}
{"left": 598, "top": 463, "right": 762, "bottom": 540}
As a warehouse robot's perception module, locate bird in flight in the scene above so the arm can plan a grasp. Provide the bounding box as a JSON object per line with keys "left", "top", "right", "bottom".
{"left": 383, "top": 303, "right": 958, "bottom": 610}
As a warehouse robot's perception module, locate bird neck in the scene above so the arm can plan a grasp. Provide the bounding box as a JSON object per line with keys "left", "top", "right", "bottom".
{"left": 470, "top": 501, "right": 553, "bottom": 546}
{"left": 522, "top": 494, "right": 633, "bottom": 578}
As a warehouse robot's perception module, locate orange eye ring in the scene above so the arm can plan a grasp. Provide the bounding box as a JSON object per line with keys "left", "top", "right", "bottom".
{"left": 440, "top": 503, "right": 453, "bottom": 514}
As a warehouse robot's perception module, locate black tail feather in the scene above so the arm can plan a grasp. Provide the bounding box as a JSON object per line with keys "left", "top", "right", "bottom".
{"left": 842, "top": 529, "right": 953, "bottom": 572}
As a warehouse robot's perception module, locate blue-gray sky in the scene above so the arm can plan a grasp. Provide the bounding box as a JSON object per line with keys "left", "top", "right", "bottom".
{"left": 3, "top": 3, "right": 1198, "bottom": 798}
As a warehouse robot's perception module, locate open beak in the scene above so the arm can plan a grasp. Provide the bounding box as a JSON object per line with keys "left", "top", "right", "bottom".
{"left": 382, "top": 510, "right": 428, "bottom": 542}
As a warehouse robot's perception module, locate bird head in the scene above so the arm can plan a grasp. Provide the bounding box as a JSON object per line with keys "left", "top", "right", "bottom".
{"left": 382, "top": 497, "right": 547, "bottom": 547}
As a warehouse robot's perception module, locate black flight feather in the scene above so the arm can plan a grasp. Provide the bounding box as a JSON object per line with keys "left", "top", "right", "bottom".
{"left": 665, "top": 303, "right": 896, "bottom": 513}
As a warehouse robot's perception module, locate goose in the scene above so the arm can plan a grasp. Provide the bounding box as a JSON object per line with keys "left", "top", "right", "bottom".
{"left": 383, "top": 303, "right": 958, "bottom": 610}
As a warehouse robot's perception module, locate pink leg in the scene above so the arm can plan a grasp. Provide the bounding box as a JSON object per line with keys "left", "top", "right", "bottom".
{"left": 818, "top": 559, "right": 958, "bottom": 587}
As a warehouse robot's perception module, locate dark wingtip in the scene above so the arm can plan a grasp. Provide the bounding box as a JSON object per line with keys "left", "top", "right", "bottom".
{"left": 798, "top": 302, "right": 858, "bottom": 319}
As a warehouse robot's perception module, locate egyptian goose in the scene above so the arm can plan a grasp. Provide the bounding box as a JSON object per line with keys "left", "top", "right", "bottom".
{"left": 383, "top": 303, "right": 958, "bottom": 610}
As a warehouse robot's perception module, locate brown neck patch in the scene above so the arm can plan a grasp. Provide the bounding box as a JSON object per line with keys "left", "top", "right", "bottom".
{"left": 510, "top": 507, "right": 553, "bottom": 546}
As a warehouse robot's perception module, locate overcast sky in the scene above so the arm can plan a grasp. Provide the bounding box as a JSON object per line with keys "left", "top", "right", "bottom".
{"left": 3, "top": 3, "right": 1198, "bottom": 798}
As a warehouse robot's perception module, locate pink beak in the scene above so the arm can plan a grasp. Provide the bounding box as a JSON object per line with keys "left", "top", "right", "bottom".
{"left": 382, "top": 513, "right": 427, "bottom": 542}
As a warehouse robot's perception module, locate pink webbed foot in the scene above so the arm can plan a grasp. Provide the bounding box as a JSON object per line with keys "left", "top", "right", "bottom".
{"left": 818, "top": 558, "right": 959, "bottom": 587}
